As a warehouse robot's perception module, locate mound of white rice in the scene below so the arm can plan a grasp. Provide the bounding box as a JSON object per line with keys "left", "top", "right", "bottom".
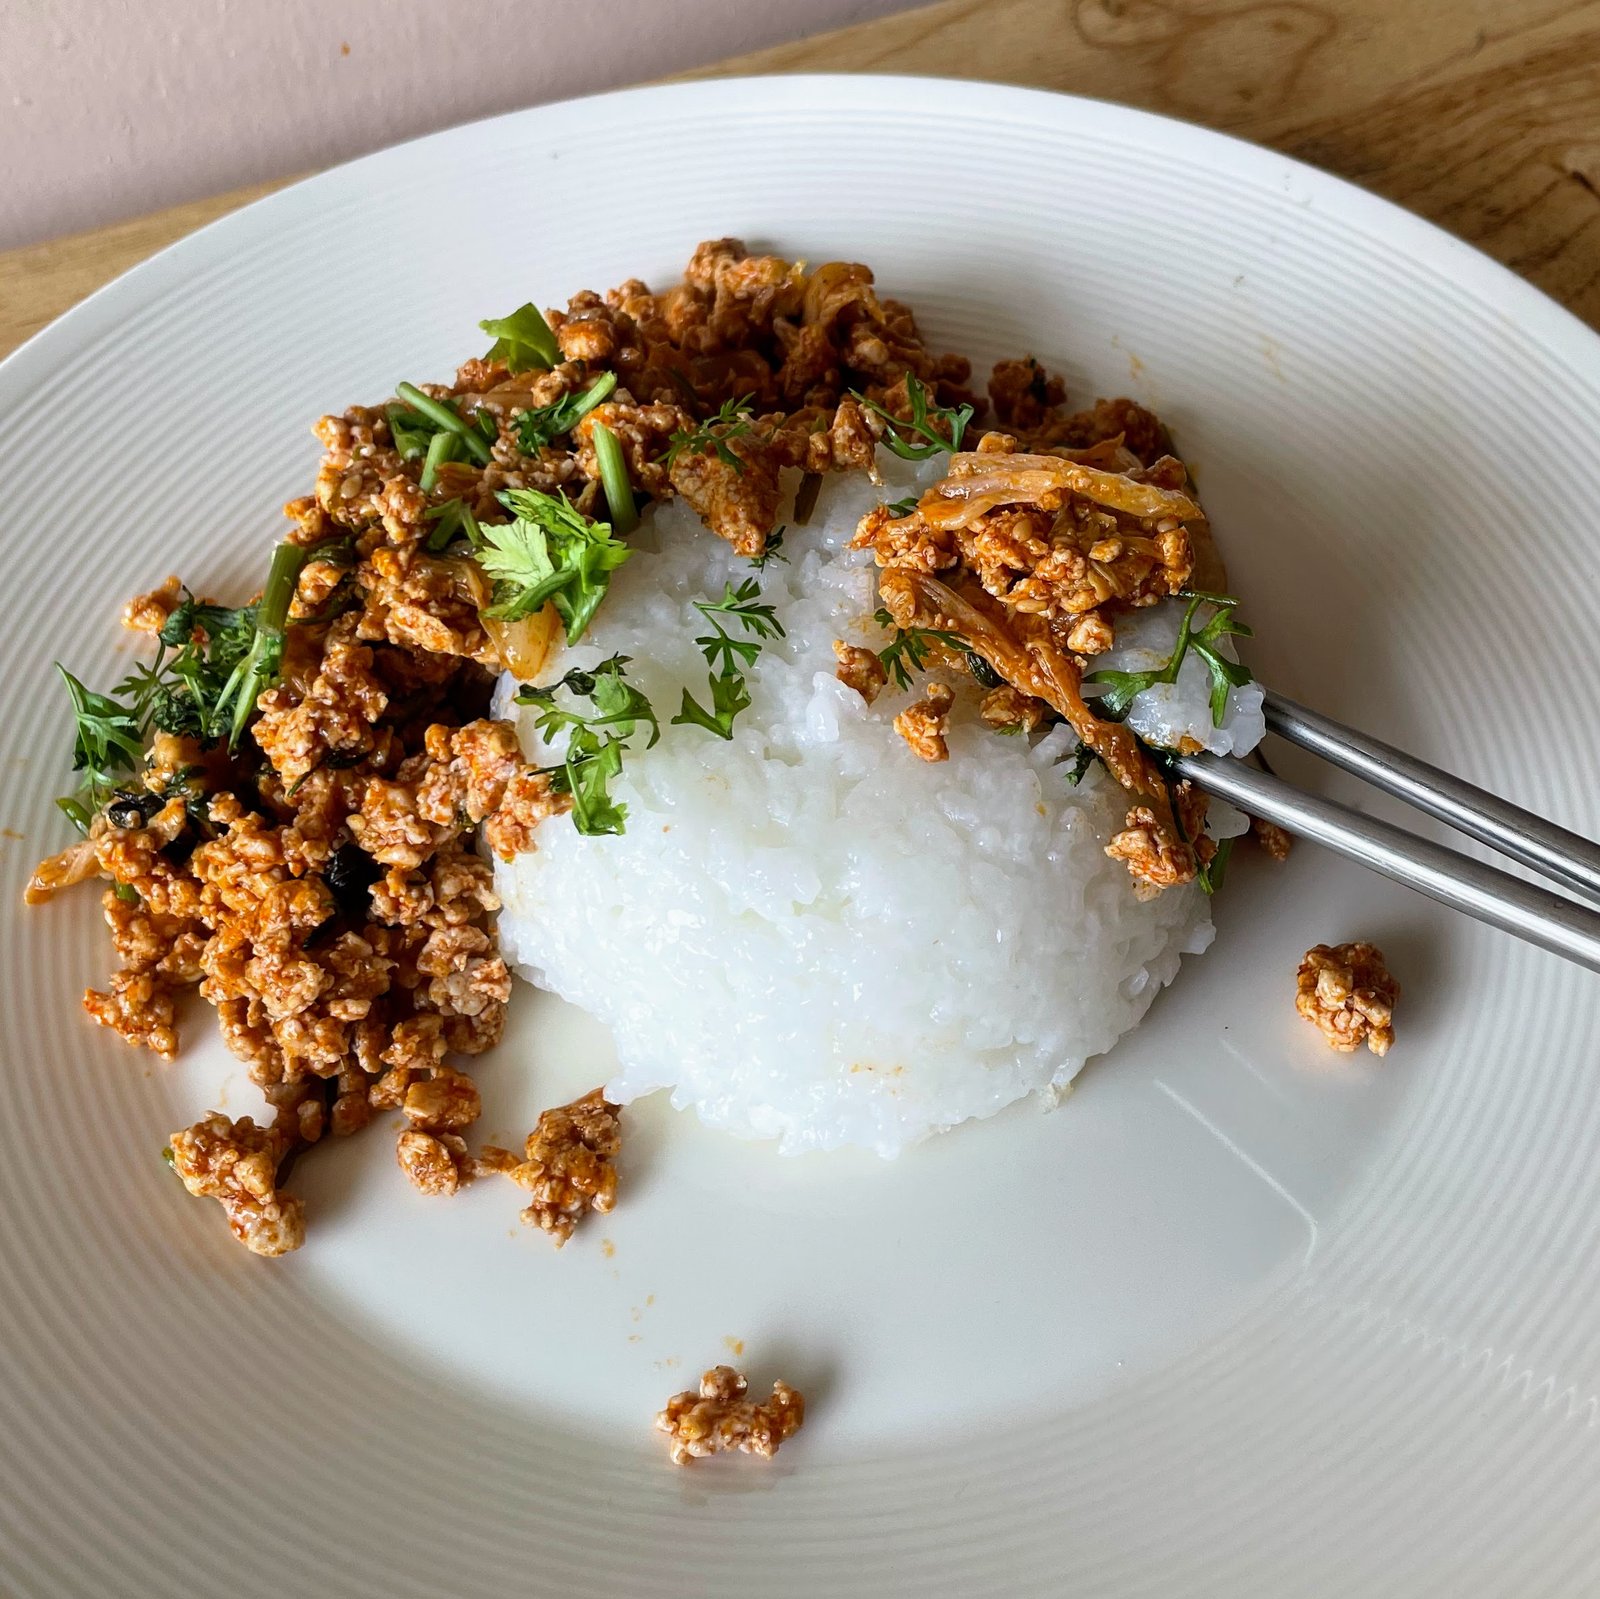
{"left": 493, "top": 453, "right": 1262, "bottom": 1156}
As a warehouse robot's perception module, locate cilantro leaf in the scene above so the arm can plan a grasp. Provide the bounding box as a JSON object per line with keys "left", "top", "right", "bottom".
{"left": 556, "top": 735, "right": 628, "bottom": 836}
{"left": 672, "top": 667, "right": 752, "bottom": 740}
{"left": 884, "top": 495, "right": 920, "bottom": 518}
{"left": 516, "top": 656, "right": 659, "bottom": 750}
{"left": 1059, "top": 743, "right": 1099, "bottom": 784}
{"left": 56, "top": 666, "right": 142, "bottom": 827}
{"left": 478, "top": 489, "right": 632, "bottom": 642}
{"left": 479, "top": 302, "right": 560, "bottom": 373}
{"left": 695, "top": 578, "right": 785, "bottom": 641}
{"left": 671, "top": 576, "right": 783, "bottom": 736}
{"left": 516, "top": 372, "right": 618, "bottom": 453}
{"left": 872, "top": 607, "right": 965, "bottom": 692}
{"left": 1084, "top": 591, "right": 1253, "bottom": 731}
{"left": 854, "top": 374, "right": 974, "bottom": 461}
{"left": 515, "top": 657, "right": 656, "bottom": 837}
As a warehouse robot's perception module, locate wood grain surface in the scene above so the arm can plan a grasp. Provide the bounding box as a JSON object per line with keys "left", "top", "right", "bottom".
{"left": 2, "top": 0, "right": 1598, "bottom": 361}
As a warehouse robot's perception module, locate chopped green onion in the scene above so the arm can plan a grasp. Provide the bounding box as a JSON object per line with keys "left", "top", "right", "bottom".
{"left": 419, "top": 429, "right": 459, "bottom": 494}
{"left": 217, "top": 541, "right": 308, "bottom": 749}
{"left": 394, "top": 383, "right": 493, "bottom": 466}
{"left": 386, "top": 405, "right": 434, "bottom": 460}
{"left": 423, "top": 498, "right": 481, "bottom": 553}
{"left": 592, "top": 420, "right": 638, "bottom": 535}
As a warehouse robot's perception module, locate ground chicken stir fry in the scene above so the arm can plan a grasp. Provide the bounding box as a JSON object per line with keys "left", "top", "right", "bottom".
{"left": 1296, "top": 942, "right": 1399, "bottom": 1056}
{"left": 656, "top": 1366, "right": 806, "bottom": 1466}
{"left": 476, "top": 1087, "right": 621, "bottom": 1245}
{"left": 29, "top": 237, "right": 1273, "bottom": 1262}
{"left": 840, "top": 360, "right": 1273, "bottom": 894}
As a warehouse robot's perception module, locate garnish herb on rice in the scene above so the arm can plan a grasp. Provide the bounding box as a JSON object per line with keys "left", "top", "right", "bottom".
{"left": 590, "top": 417, "right": 639, "bottom": 535}
{"left": 477, "top": 488, "right": 633, "bottom": 641}
{"left": 1084, "top": 591, "right": 1253, "bottom": 729}
{"left": 884, "top": 495, "right": 919, "bottom": 518}
{"left": 662, "top": 395, "right": 757, "bottom": 474}
{"left": 1059, "top": 743, "right": 1099, "bottom": 785}
{"left": 872, "top": 608, "right": 1005, "bottom": 694}
{"left": 517, "top": 656, "right": 658, "bottom": 837}
{"left": 518, "top": 372, "right": 619, "bottom": 455}
{"left": 747, "top": 526, "right": 786, "bottom": 569}
{"left": 672, "top": 576, "right": 782, "bottom": 740}
{"left": 478, "top": 302, "right": 561, "bottom": 373}
{"left": 854, "top": 374, "right": 974, "bottom": 460}
{"left": 671, "top": 665, "right": 752, "bottom": 742}
{"left": 872, "top": 608, "right": 965, "bottom": 693}
{"left": 693, "top": 579, "right": 785, "bottom": 670}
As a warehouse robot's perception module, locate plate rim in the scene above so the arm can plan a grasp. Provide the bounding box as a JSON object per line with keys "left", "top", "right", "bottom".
{"left": 4, "top": 73, "right": 1598, "bottom": 401}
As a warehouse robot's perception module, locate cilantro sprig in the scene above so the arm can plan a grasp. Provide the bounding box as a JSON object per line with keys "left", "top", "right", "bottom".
{"left": 476, "top": 489, "right": 633, "bottom": 642}
{"left": 1084, "top": 592, "right": 1253, "bottom": 730}
{"left": 748, "top": 527, "right": 787, "bottom": 570}
{"left": 692, "top": 579, "right": 785, "bottom": 674}
{"left": 662, "top": 395, "right": 756, "bottom": 475}
{"left": 671, "top": 668, "right": 751, "bottom": 741}
{"left": 672, "top": 576, "right": 781, "bottom": 740}
{"left": 517, "top": 372, "right": 618, "bottom": 454}
{"left": 53, "top": 544, "right": 308, "bottom": 828}
{"left": 515, "top": 656, "right": 657, "bottom": 837}
{"left": 855, "top": 374, "right": 973, "bottom": 461}
{"left": 873, "top": 608, "right": 965, "bottom": 692}
{"left": 55, "top": 668, "right": 143, "bottom": 831}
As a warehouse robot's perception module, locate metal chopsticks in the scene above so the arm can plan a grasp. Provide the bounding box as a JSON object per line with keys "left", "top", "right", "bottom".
{"left": 1171, "top": 689, "right": 1600, "bottom": 975}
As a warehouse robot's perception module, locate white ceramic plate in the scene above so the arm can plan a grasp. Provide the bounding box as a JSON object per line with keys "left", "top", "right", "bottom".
{"left": 4, "top": 76, "right": 1600, "bottom": 1598}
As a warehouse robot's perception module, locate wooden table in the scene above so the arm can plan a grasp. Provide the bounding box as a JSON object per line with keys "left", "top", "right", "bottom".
{"left": 3, "top": 0, "right": 1598, "bottom": 360}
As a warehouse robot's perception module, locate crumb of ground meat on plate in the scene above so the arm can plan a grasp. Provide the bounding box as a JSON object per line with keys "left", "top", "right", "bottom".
{"left": 167, "top": 1112, "right": 306, "bottom": 1257}
{"left": 477, "top": 1087, "right": 621, "bottom": 1245}
{"left": 1296, "top": 941, "right": 1398, "bottom": 1056}
{"left": 656, "top": 1366, "right": 806, "bottom": 1466}
{"left": 396, "top": 1128, "right": 474, "bottom": 1197}
{"left": 1253, "top": 816, "right": 1293, "bottom": 860}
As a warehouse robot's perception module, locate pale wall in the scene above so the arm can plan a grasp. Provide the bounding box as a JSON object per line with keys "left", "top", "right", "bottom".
{"left": 0, "top": 0, "right": 914, "bottom": 249}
